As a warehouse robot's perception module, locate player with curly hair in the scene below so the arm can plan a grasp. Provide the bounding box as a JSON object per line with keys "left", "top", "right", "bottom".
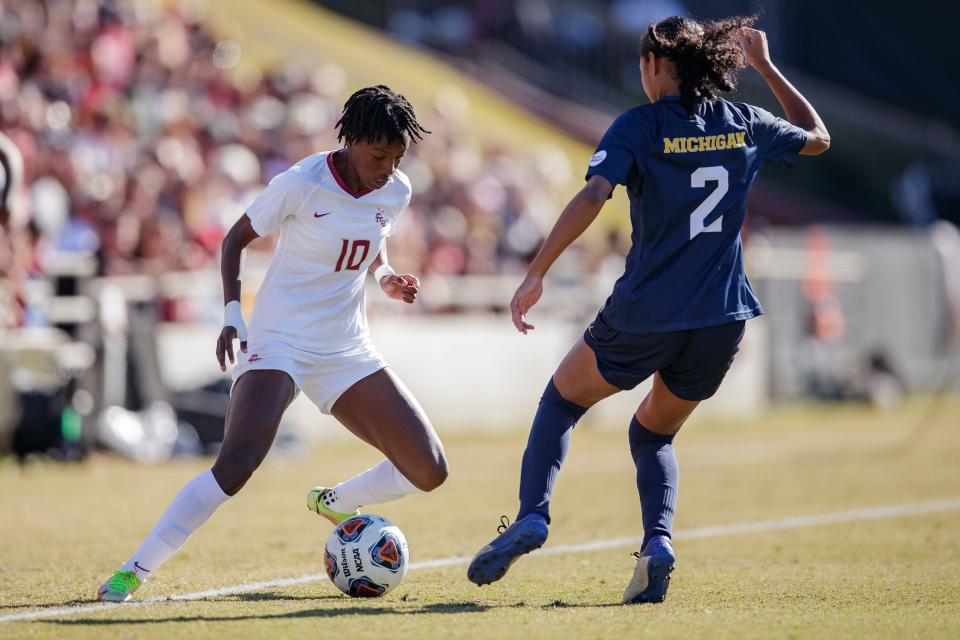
{"left": 97, "top": 86, "right": 447, "bottom": 602}
{"left": 468, "top": 17, "right": 830, "bottom": 603}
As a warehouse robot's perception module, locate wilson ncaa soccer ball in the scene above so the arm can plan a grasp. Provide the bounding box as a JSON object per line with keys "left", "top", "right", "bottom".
{"left": 324, "top": 514, "right": 409, "bottom": 597}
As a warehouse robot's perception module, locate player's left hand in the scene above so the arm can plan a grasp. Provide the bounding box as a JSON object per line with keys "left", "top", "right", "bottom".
{"left": 380, "top": 274, "right": 420, "bottom": 304}
{"left": 511, "top": 273, "right": 543, "bottom": 334}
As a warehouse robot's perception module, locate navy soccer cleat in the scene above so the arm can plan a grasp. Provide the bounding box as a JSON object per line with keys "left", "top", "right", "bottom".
{"left": 467, "top": 514, "right": 549, "bottom": 586}
{"left": 622, "top": 535, "right": 676, "bottom": 604}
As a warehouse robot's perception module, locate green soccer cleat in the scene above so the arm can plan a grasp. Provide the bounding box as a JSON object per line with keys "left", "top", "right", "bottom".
{"left": 307, "top": 487, "right": 359, "bottom": 525}
{"left": 96, "top": 570, "right": 142, "bottom": 603}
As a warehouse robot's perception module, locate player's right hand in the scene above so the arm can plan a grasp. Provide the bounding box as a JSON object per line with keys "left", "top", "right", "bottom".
{"left": 216, "top": 326, "right": 247, "bottom": 372}
{"left": 510, "top": 274, "right": 543, "bottom": 335}
{"left": 738, "top": 27, "right": 772, "bottom": 71}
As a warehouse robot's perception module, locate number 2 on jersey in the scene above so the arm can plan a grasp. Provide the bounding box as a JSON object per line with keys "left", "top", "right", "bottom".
{"left": 689, "top": 166, "right": 728, "bottom": 240}
{"left": 335, "top": 239, "right": 370, "bottom": 271}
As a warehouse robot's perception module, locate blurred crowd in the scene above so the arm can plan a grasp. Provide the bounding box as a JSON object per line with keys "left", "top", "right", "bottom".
{"left": 0, "top": 0, "right": 594, "bottom": 328}
{"left": 384, "top": 0, "right": 686, "bottom": 50}
{"left": 326, "top": 0, "right": 687, "bottom": 98}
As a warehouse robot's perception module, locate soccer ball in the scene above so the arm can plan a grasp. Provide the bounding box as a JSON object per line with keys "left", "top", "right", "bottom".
{"left": 324, "top": 514, "right": 409, "bottom": 598}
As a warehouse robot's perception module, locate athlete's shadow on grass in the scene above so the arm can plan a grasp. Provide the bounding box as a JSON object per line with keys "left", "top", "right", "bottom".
{"left": 2, "top": 592, "right": 320, "bottom": 612}
{"left": 543, "top": 600, "right": 623, "bottom": 610}
{"left": 234, "top": 592, "right": 322, "bottom": 603}
{"left": 0, "top": 598, "right": 91, "bottom": 610}
{"left": 43, "top": 594, "right": 491, "bottom": 625}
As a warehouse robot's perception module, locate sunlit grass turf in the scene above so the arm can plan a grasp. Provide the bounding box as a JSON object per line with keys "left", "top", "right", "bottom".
{"left": 2, "top": 397, "right": 959, "bottom": 638}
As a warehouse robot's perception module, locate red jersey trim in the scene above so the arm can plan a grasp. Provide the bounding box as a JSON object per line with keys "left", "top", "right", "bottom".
{"left": 327, "top": 151, "right": 371, "bottom": 199}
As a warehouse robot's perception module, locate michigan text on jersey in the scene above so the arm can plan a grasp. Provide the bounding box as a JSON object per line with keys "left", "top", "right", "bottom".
{"left": 663, "top": 131, "right": 747, "bottom": 154}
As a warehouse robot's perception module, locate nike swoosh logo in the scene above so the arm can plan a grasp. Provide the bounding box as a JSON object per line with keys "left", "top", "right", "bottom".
{"left": 314, "top": 211, "right": 333, "bottom": 218}
{"left": 134, "top": 562, "right": 151, "bottom": 573}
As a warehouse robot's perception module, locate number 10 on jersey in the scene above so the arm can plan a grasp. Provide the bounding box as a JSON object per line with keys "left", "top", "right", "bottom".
{"left": 689, "top": 166, "right": 728, "bottom": 240}
{"left": 335, "top": 239, "right": 370, "bottom": 271}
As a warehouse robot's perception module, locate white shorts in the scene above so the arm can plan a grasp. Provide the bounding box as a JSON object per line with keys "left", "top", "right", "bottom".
{"left": 231, "top": 340, "right": 387, "bottom": 414}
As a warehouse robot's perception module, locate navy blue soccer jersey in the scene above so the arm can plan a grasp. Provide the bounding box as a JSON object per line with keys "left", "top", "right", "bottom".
{"left": 586, "top": 95, "right": 807, "bottom": 332}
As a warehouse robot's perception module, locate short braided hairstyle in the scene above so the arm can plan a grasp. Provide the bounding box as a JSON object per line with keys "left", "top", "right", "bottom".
{"left": 335, "top": 85, "right": 430, "bottom": 146}
{"left": 640, "top": 15, "right": 757, "bottom": 114}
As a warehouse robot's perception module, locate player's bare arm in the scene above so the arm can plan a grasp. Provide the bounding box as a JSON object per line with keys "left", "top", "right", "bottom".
{"left": 472, "top": 15, "right": 830, "bottom": 603}
{"left": 369, "top": 245, "right": 420, "bottom": 304}
{"left": 739, "top": 27, "right": 831, "bottom": 155}
{"left": 216, "top": 214, "right": 259, "bottom": 371}
{"left": 98, "top": 86, "right": 444, "bottom": 604}
{"left": 511, "top": 175, "right": 612, "bottom": 333}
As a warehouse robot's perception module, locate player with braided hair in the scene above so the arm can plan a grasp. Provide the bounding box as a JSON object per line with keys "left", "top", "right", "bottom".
{"left": 96, "top": 86, "right": 447, "bottom": 602}
{"left": 468, "top": 17, "right": 830, "bottom": 603}
{"left": 335, "top": 85, "right": 430, "bottom": 146}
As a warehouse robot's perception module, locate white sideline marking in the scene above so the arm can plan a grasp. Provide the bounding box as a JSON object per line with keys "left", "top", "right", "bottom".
{"left": 3, "top": 497, "right": 959, "bottom": 624}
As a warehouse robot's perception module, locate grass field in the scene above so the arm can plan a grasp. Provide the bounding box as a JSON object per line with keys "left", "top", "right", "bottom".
{"left": 2, "top": 398, "right": 959, "bottom": 638}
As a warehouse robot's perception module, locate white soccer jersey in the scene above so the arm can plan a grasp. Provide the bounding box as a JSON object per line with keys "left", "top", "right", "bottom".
{"left": 244, "top": 151, "right": 411, "bottom": 355}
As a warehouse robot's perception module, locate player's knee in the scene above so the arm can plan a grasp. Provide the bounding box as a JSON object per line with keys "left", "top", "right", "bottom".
{"left": 212, "top": 448, "right": 265, "bottom": 495}
{"left": 211, "top": 464, "right": 248, "bottom": 496}
{"left": 408, "top": 451, "right": 448, "bottom": 492}
{"left": 636, "top": 393, "right": 692, "bottom": 435}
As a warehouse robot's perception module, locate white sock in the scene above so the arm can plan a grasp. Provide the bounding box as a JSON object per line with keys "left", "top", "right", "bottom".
{"left": 120, "top": 469, "right": 230, "bottom": 579}
{"left": 330, "top": 459, "right": 422, "bottom": 512}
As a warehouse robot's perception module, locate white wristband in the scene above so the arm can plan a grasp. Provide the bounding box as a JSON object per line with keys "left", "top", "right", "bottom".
{"left": 373, "top": 264, "right": 396, "bottom": 283}
{"left": 224, "top": 300, "right": 248, "bottom": 341}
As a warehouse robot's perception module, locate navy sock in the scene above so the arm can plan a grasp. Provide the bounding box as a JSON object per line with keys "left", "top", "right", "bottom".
{"left": 516, "top": 379, "right": 588, "bottom": 523}
{"left": 628, "top": 416, "right": 679, "bottom": 549}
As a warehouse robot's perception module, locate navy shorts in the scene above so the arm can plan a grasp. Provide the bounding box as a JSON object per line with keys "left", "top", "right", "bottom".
{"left": 583, "top": 313, "right": 746, "bottom": 401}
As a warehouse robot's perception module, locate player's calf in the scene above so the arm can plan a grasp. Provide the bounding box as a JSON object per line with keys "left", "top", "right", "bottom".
{"left": 94, "top": 470, "right": 231, "bottom": 602}
{"left": 309, "top": 457, "right": 435, "bottom": 523}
